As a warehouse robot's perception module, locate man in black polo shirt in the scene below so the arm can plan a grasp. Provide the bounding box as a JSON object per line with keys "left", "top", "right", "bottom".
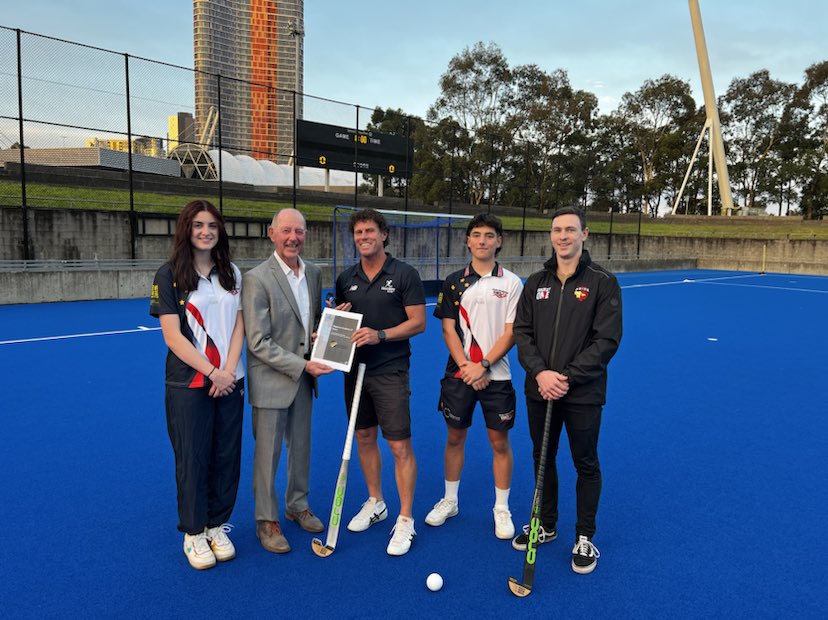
{"left": 334, "top": 208, "right": 426, "bottom": 556}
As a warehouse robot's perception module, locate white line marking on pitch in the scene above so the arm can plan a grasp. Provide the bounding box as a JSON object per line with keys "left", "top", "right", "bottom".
{"left": 0, "top": 326, "right": 161, "bottom": 346}
{"left": 622, "top": 273, "right": 761, "bottom": 289}
{"left": 694, "top": 281, "right": 828, "bottom": 294}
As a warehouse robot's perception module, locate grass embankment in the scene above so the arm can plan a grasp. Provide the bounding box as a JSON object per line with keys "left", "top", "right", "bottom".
{"left": 1, "top": 180, "right": 826, "bottom": 240}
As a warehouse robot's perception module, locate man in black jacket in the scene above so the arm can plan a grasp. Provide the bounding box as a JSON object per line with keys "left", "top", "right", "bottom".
{"left": 512, "top": 206, "right": 622, "bottom": 575}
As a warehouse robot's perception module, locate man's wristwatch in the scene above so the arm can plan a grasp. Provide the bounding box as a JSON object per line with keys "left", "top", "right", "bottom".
{"left": 480, "top": 359, "right": 491, "bottom": 371}
{"left": 377, "top": 329, "right": 386, "bottom": 342}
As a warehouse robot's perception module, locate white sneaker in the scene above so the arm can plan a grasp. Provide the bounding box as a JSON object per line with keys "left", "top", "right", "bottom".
{"left": 424, "top": 498, "right": 458, "bottom": 526}
{"left": 347, "top": 497, "right": 388, "bottom": 532}
{"left": 183, "top": 532, "right": 216, "bottom": 570}
{"left": 386, "top": 516, "right": 416, "bottom": 556}
{"left": 493, "top": 505, "right": 515, "bottom": 539}
{"left": 205, "top": 523, "right": 236, "bottom": 562}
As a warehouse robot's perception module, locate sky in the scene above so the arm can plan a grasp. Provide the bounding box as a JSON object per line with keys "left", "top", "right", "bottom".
{"left": 3, "top": 0, "right": 827, "bottom": 121}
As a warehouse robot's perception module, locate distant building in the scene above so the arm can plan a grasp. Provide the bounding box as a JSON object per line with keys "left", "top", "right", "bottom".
{"left": 85, "top": 137, "right": 165, "bottom": 158}
{"left": 86, "top": 137, "right": 131, "bottom": 152}
{"left": 0, "top": 147, "right": 179, "bottom": 177}
{"left": 168, "top": 112, "right": 196, "bottom": 151}
{"left": 193, "top": 0, "right": 303, "bottom": 163}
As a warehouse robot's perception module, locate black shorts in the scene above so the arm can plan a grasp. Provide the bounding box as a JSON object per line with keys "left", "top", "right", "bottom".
{"left": 437, "top": 376, "right": 516, "bottom": 431}
{"left": 344, "top": 370, "right": 411, "bottom": 441}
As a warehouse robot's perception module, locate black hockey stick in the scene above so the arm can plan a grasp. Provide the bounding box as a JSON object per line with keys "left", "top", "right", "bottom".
{"left": 508, "top": 399, "right": 554, "bottom": 596}
{"left": 311, "top": 362, "right": 366, "bottom": 557}
{"left": 509, "top": 293, "right": 565, "bottom": 597}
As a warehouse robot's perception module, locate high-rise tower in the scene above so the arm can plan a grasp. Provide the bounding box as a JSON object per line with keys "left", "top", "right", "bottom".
{"left": 193, "top": 0, "right": 303, "bottom": 162}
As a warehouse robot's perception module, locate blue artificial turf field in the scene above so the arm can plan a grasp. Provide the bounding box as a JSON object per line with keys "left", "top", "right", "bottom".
{"left": 1, "top": 269, "right": 826, "bottom": 618}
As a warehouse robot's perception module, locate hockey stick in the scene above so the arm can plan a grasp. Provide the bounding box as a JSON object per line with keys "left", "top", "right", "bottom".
{"left": 508, "top": 399, "right": 554, "bottom": 596}
{"left": 311, "top": 362, "right": 366, "bottom": 557}
{"left": 508, "top": 295, "right": 565, "bottom": 597}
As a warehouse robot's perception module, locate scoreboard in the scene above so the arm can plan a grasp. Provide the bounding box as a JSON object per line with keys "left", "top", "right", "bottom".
{"left": 296, "top": 119, "right": 414, "bottom": 178}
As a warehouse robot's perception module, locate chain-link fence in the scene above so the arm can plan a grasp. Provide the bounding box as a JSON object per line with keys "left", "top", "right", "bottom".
{"left": 0, "top": 26, "right": 649, "bottom": 263}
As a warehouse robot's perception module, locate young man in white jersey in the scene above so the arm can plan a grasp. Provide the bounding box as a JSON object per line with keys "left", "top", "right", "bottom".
{"left": 427, "top": 213, "right": 523, "bottom": 539}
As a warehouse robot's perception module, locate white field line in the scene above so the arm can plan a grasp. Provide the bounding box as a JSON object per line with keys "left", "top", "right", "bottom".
{"left": 693, "top": 281, "right": 828, "bottom": 294}
{"left": 3, "top": 272, "right": 825, "bottom": 345}
{"left": 621, "top": 273, "right": 762, "bottom": 289}
{"left": 0, "top": 326, "right": 161, "bottom": 346}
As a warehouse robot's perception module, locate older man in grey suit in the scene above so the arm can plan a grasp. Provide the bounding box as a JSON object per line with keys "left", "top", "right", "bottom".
{"left": 243, "top": 208, "right": 333, "bottom": 554}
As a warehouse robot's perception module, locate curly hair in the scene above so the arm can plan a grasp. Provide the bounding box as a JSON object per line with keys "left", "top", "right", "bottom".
{"left": 348, "top": 208, "right": 390, "bottom": 247}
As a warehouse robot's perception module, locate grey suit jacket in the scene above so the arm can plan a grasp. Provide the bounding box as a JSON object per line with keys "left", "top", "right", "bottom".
{"left": 242, "top": 254, "right": 322, "bottom": 409}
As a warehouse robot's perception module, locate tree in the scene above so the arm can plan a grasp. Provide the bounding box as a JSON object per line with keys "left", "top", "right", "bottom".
{"left": 363, "top": 107, "right": 423, "bottom": 197}
{"left": 428, "top": 42, "right": 515, "bottom": 205}
{"left": 590, "top": 113, "right": 642, "bottom": 213}
{"left": 795, "top": 61, "right": 828, "bottom": 219}
{"left": 409, "top": 117, "right": 472, "bottom": 206}
{"left": 619, "top": 75, "right": 697, "bottom": 214}
{"left": 719, "top": 70, "right": 796, "bottom": 212}
{"left": 509, "top": 65, "right": 597, "bottom": 212}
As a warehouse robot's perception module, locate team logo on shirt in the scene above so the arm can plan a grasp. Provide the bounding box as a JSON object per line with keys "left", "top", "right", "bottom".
{"left": 349, "top": 284, "right": 359, "bottom": 291}
{"left": 536, "top": 287, "right": 551, "bottom": 300}
{"left": 381, "top": 279, "right": 396, "bottom": 293}
{"left": 492, "top": 288, "right": 508, "bottom": 299}
{"left": 574, "top": 286, "right": 590, "bottom": 301}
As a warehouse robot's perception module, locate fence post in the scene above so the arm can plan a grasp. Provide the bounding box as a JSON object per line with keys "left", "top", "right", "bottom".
{"left": 124, "top": 53, "right": 136, "bottom": 260}
{"left": 15, "top": 29, "right": 31, "bottom": 260}
{"left": 353, "top": 105, "right": 359, "bottom": 210}
{"left": 607, "top": 209, "right": 613, "bottom": 261}
{"left": 447, "top": 133, "right": 454, "bottom": 259}
{"left": 521, "top": 141, "right": 530, "bottom": 257}
{"left": 403, "top": 115, "right": 410, "bottom": 259}
{"left": 292, "top": 88, "right": 297, "bottom": 209}
{"left": 637, "top": 209, "right": 643, "bottom": 258}
{"left": 216, "top": 74, "right": 224, "bottom": 214}
{"left": 487, "top": 133, "right": 494, "bottom": 214}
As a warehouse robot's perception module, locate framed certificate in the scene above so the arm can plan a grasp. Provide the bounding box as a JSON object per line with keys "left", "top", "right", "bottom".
{"left": 310, "top": 307, "right": 363, "bottom": 372}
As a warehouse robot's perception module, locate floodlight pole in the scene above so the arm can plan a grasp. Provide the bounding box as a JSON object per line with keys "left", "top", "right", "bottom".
{"left": 688, "top": 0, "right": 735, "bottom": 216}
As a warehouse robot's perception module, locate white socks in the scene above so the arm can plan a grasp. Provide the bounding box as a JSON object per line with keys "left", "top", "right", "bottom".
{"left": 494, "top": 486, "right": 510, "bottom": 510}
{"left": 444, "top": 479, "right": 460, "bottom": 502}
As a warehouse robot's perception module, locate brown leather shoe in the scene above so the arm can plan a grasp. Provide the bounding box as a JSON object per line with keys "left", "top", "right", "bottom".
{"left": 256, "top": 520, "right": 290, "bottom": 553}
{"left": 286, "top": 508, "right": 325, "bottom": 533}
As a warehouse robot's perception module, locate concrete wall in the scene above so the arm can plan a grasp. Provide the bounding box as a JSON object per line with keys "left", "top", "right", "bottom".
{"left": 0, "top": 258, "right": 697, "bottom": 305}
{"left": 2, "top": 205, "right": 826, "bottom": 304}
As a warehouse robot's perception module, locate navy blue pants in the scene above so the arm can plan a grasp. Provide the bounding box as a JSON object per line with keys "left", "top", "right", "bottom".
{"left": 526, "top": 398, "right": 602, "bottom": 538}
{"left": 165, "top": 380, "right": 244, "bottom": 535}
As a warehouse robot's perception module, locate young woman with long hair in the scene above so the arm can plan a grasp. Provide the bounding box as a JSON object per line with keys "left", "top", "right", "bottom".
{"left": 149, "top": 199, "right": 245, "bottom": 570}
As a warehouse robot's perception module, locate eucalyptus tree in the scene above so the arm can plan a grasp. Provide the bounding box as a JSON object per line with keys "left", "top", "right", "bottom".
{"left": 719, "top": 70, "right": 796, "bottom": 212}
{"left": 509, "top": 65, "right": 598, "bottom": 212}
{"left": 428, "top": 42, "right": 515, "bottom": 205}
{"left": 590, "top": 113, "right": 643, "bottom": 213}
{"left": 793, "top": 60, "right": 828, "bottom": 218}
{"left": 363, "top": 107, "right": 424, "bottom": 197}
{"left": 619, "top": 75, "right": 697, "bottom": 214}
{"left": 409, "top": 117, "right": 473, "bottom": 206}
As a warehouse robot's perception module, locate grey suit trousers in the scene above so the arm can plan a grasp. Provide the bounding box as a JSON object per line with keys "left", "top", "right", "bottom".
{"left": 251, "top": 372, "right": 314, "bottom": 521}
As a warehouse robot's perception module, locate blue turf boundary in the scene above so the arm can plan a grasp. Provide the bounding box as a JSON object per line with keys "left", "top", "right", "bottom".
{"left": 1, "top": 269, "right": 827, "bottom": 618}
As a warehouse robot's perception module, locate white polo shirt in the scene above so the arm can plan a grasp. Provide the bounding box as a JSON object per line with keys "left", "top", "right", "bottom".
{"left": 150, "top": 261, "right": 244, "bottom": 387}
{"left": 434, "top": 262, "right": 523, "bottom": 381}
